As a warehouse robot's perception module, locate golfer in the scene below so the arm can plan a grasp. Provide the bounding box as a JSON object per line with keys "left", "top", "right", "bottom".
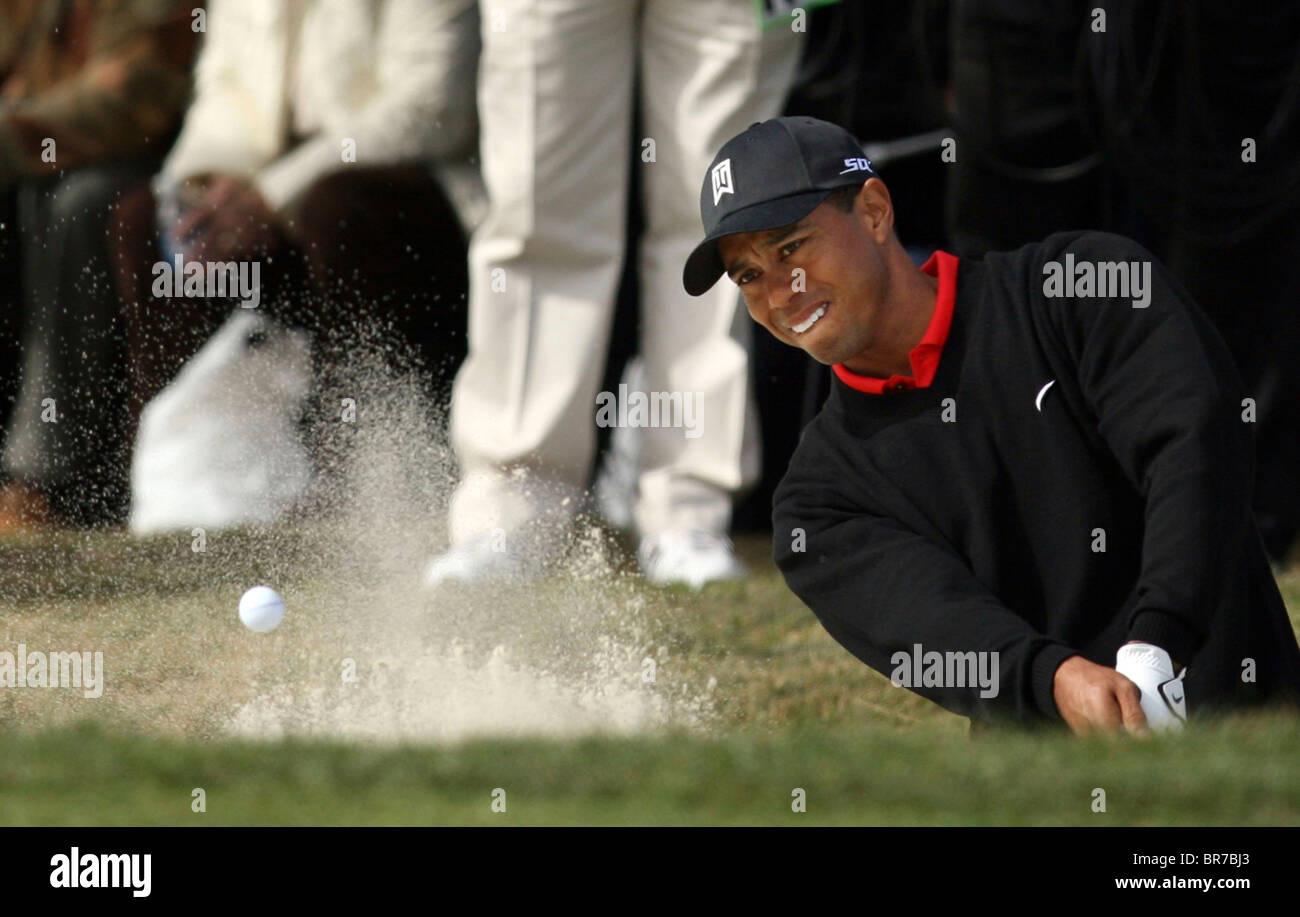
{"left": 683, "top": 116, "right": 1300, "bottom": 735}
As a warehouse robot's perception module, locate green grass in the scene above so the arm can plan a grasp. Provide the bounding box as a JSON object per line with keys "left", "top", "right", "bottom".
{"left": 4, "top": 715, "right": 1299, "bottom": 826}
{"left": 1, "top": 527, "right": 1298, "bottom": 825}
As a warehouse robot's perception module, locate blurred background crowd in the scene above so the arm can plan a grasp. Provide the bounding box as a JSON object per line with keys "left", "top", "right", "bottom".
{"left": 0, "top": 0, "right": 1296, "bottom": 585}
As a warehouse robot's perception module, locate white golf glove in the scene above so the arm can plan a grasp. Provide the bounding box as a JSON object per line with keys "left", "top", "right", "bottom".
{"left": 1115, "top": 642, "right": 1187, "bottom": 731}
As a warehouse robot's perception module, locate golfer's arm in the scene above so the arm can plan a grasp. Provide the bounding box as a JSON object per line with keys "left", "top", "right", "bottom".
{"left": 774, "top": 494, "right": 1076, "bottom": 722}
{"left": 1045, "top": 233, "right": 1255, "bottom": 668}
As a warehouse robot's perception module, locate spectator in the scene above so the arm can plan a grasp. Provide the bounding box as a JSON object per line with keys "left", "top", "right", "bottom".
{"left": 0, "top": 0, "right": 201, "bottom": 529}
{"left": 942, "top": 0, "right": 1300, "bottom": 563}
{"left": 1085, "top": 1, "right": 1300, "bottom": 565}
{"left": 423, "top": 0, "right": 805, "bottom": 589}
{"left": 109, "top": 0, "right": 483, "bottom": 520}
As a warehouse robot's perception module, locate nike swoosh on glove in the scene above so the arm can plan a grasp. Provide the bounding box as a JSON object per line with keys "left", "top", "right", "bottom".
{"left": 1115, "top": 642, "right": 1188, "bottom": 731}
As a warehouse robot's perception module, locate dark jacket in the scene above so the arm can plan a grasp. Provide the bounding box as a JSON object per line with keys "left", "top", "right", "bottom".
{"left": 0, "top": 0, "right": 200, "bottom": 187}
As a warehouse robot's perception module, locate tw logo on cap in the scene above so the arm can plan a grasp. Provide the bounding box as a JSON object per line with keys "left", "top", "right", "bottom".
{"left": 711, "top": 158, "right": 734, "bottom": 206}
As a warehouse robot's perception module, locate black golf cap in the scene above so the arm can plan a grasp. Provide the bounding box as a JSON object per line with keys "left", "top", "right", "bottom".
{"left": 682, "top": 116, "right": 876, "bottom": 296}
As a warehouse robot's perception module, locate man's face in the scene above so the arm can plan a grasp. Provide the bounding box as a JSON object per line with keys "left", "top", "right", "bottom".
{"left": 717, "top": 185, "right": 891, "bottom": 366}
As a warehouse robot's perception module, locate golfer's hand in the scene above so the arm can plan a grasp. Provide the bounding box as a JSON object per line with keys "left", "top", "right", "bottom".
{"left": 1052, "top": 654, "right": 1149, "bottom": 736}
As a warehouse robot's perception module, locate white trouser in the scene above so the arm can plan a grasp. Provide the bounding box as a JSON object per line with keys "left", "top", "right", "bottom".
{"left": 449, "top": 0, "right": 804, "bottom": 545}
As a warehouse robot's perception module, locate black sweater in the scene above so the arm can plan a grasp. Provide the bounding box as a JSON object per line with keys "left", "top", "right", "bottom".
{"left": 773, "top": 231, "right": 1300, "bottom": 726}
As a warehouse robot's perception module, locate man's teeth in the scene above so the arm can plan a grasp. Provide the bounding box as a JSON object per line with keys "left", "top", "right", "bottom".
{"left": 792, "top": 304, "right": 827, "bottom": 334}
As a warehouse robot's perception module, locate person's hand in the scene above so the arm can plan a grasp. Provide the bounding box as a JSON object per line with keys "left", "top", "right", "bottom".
{"left": 1052, "top": 654, "right": 1149, "bottom": 736}
{"left": 171, "top": 173, "right": 284, "bottom": 262}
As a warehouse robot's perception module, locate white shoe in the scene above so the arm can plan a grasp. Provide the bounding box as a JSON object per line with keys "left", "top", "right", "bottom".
{"left": 422, "top": 535, "right": 540, "bottom": 588}
{"left": 638, "top": 530, "right": 746, "bottom": 589}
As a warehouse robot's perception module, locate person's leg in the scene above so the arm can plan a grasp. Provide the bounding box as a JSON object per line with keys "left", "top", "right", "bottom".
{"left": 0, "top": 187, "right": 35, "bottom": 528}
{"left": 0, "top": 188, "right": 21, "bottom": 448}
{"left": 111, "top": 182, "right": 231, "bottom": 422}
{"left": 1162, "top": 209, "right": 1300, "bottom": 564}
{"left": 440, "top": 0, "right": 638, "bottom": 560}
{"left": 945, "top": 0, "right": 1104, "bottom": 257}
{"left": 2, "top": 164, "right": 156, "bottom": 526}
{"left": 633, "top": 0, "right": 803, "bottom": 582}
{"left": 271, "top": 163, "right": 468, "bottom": 499}
{"left": 288, "top": 163, "right": 469, "bottom": 393}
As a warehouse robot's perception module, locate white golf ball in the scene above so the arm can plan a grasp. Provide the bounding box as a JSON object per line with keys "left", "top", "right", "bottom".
{"left": 238, "top": 586, "right": 285, "bottom": 633}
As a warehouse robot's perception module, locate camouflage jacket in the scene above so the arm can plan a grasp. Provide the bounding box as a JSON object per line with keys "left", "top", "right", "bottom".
{"left": 0, "top": 0, "right": 201, "bottom": 187}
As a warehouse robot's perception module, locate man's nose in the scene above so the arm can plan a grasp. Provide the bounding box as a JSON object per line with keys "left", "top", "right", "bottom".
{"left": 765, "top": 265, "right": 796, "bottom": 311}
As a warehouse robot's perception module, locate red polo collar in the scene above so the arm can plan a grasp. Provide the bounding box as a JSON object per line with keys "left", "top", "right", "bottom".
{"left": 832, "top": 250, "right": 959, "bottom": 394}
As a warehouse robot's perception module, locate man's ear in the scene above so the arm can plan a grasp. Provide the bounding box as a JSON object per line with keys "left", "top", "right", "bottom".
{"left": 856, "top": 177, "right": 894, "bottom": 243}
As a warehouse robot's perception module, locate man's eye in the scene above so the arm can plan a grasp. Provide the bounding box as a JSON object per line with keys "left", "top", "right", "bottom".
{"left": 737, "top": 270, "right": 758, "bottom": 285}
{"left": 780, "top": 239, "right": 804, "bottom": 257}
